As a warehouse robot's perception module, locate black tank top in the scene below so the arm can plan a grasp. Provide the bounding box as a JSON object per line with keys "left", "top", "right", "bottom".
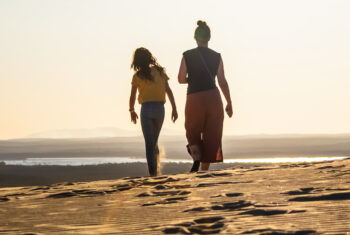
{"left": 183, "top": 47, "right": 221, "bottom": 94}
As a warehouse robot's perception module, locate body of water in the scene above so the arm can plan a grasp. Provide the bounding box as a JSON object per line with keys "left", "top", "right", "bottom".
{"left": 2, "top": 156, "right": 347, "bottom": 166}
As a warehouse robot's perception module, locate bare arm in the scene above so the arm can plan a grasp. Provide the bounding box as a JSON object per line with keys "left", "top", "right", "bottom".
{"left": 129, "top": 85, "right": 138, "bottom": 124}
{"left": 165, "top": 80, "right": 178, "bottom": 122}
{"left": 178, "top": 56, "right": 188, "bottom": 84}
{"left": 217, "top": 59, "right": 233, "bottom": 117}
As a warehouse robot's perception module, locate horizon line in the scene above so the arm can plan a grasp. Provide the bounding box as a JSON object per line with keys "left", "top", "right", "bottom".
{"left": 2, "top": 132, "right": 350, "bottom": 141}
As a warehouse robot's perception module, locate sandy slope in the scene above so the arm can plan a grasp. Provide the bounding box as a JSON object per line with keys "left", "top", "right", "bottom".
{"left": 1, "top": 159, "right": 350, "bottom": 234}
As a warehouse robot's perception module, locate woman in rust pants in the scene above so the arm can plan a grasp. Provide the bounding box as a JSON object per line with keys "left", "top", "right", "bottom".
{"left": 178, "top": 21, "right": 233, "bottom": 171}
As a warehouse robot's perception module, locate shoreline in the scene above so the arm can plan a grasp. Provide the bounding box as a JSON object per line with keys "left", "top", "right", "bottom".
{"left": 1, "top": 156, "right": 347, "bottom": 166}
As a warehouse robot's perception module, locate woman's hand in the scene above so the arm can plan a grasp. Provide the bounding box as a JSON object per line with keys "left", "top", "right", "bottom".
{"left": 129, "top": 86, "right": 138, "bottom": 124}
{"left": 217, "top": 59, "right": 233, "bottom": 118}
{"left": 130, "top": 110, "right": 138, "bottom": 124}
{"left": 225, "top": 103, "right": 233, "bottom": 118}
{"left": 171, "top": 109, "right": 178, "bottom": 123}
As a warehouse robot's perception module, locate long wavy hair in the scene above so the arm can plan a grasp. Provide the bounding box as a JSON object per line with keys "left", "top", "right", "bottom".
{"left": 131, "top": 47, "right": 164, "bottom": 81}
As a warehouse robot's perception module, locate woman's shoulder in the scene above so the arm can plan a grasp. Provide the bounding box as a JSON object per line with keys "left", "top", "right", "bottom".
{"left": 151, "top": 66, "right": 169, "bottom": 80}
{"left": 206, "top": 47, "right": 220, "bottom": 56}
{"left": 150, "top": 65, "right": 164, "bottom": 74}
{"left": 183, "top": 47, "right": 220, "bottom": 56}
{"left": 183, "top": 48, "right": 197, "bottom": 56}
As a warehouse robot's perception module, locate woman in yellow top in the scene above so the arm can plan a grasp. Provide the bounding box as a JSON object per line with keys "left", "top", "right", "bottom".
{"left": 129, "top": 47, "right": 178, "bottom": 176}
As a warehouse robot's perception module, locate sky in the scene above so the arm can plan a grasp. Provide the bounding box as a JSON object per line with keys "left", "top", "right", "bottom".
{"left": 1, "top": 0, "right": 350, "bottom": 139}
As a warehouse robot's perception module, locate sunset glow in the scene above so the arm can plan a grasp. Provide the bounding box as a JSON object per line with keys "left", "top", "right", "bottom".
{"left": 1, "top": 0, "right": 350, "bottom": 139}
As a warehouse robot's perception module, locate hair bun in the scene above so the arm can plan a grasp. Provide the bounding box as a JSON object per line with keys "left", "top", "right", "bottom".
{"left": 197, "top": 20, "right": 207, "bottom": 27}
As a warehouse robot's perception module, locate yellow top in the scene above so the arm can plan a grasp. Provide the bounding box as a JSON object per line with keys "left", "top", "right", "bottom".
{"left": 132, "top": 67, "right": 169, "bottom": 104}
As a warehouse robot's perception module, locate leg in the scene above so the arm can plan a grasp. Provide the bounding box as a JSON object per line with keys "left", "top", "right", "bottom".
{"left": 201, "top": 162, "right": 210, "bottom": 171}
{"left": 141, "top": 108, "right": 158, "bottom": 176}
{"left": 185, "top": 93, "right": 205, "bottom": 170}
{"left": 152, "top": 104, "right": 165, "bottom": 152}
{"left": 188, "top": 144, "right": 201, "bottom": 172}
{"left": 185, "top": 93, "right": 205, "bottom": 172}
{"left": 152, "top": 105, "right": 165, "bottom": 175}
{"left": 185, "top": 96, "right": 205, "bottom": 147}
{"left": 202, "top": 89, "right": 224, "bottom": 163}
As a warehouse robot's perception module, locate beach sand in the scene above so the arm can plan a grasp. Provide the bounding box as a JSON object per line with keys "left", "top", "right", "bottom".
{"left": 1, "top": 158, "right": 350, "bottom": 234}
{"left": 0, "top": 162, "right": 247, "bottom": 187}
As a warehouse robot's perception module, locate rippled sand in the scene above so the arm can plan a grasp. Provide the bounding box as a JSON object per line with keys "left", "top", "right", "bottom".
{"left": 1, "top": 158, "right": 350, "bottom": 234}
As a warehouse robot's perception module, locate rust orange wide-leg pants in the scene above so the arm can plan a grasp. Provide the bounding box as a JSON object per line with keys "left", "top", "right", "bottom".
{"left": 185, "top": 88, "right": 224, "bottom": 163}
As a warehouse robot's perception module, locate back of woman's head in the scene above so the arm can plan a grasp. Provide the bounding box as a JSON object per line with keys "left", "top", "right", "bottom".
{"left": 131, "top": 47, "right": 163, "bottom": 81}
{"left": 194, "top": 20, "right": 211, "bottom": 43}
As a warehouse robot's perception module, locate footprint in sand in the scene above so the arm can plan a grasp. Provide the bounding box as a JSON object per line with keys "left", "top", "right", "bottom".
{"left": 115, "top": 184, "right": 133, "bottom": 191}
{"left": 284, "top": 187, "right": 350, "bottom": 196}
{"left": 153, "top": 184, "right": 193, "bottom": 191}
{"left": 170, "top": 184, "right": 193, "bottom": 189}
{"left": 289, "top": 191, "right": 350, "bottom": 202}
{"left": 142, "top": 196, "right": 189, "bottom": 207}
{"left": 137, "top": 192, "right": 151, "bottom": 197}
{"left": 183, "top": 207, "right": 210, "bottom": 212}
{"left": 125, "top": 176, "right": 182, "bottom": 190}
{"left": 124, "top": 176, "right": 142, "bottom": 180}
{"left": 196, "top": 172, "right": 233, "bottom": 178}
{"left": 184, "top": 200, "right": 252, "bottom": 213}
{"left": 317, "top": 165, "right": 345, "bottom": 170}
{"left": 211, "top": 200, "right": 252, "bottom": 211}
{"left": 72, "top": 189, "right": 105, "bottom": 196}
{"left": 242, "top": 228, "right": 317, "bottom": 234}
{"left": 154, "top": 185, "right": 169, "bottom": 190}
{"left": 5, "top": 192, "right": 29, "bottom": 197}
{"left": 282, "top": 187, "right": 316, "bottom": 195}
{"left": 244, "top": 167, "right": 276, "bottom": 172}
{"left": 163, "top": 216, "right": 225, "bottom": 234}
{"left": 47, "top": 192, "right": 77, "bottom": 199}
{"left": 225, "top": 192, "right": 244, "bottom": 197}
{"left": 239, "top": 207, "right": 308, "bottom": 216}
{"left": 211, "top": 192, "right": 244, "bottom": 198}
{"left": 325, "top": 187, "right": 350, "bottom": 191}
{"left": 153, "top": 176, "right": 170, "bottom": 180}
{"left": 137, "top": 190, "right": 191, "bottom": 198}
{"left": 0, "top": 196, "right": 10, "bottom": 202}
{"left": 31, "top": 186, "right": 50, "bottom": 191}
{"left": 104, "top": 189, "right": 119, "bottom": 194}
{"left": 197, "top": 181, "right": 253, "bottom": 188}
{"left": 47, "top": 189, "right": 109, "bottom": 199}
{"left": 334, "top": 170, "right": 350, "bottom": 177}
{"left": 254, "top": 203, "right": 289, "bottom": 208}
{"left": 141, "top": 177, "right": 180, "bottom": 186}
{"left": 153, "top": 190, "right": 191, "bottom": 196}
{"left": 239, "top": 209, "right": 288, "bottom": 216}
{"left": 288, "top": 209, "right": 307, "bottom": 214}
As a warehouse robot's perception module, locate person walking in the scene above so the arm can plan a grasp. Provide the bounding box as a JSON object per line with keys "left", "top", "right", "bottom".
{"left": 178, "top": 21, "right": 233, "bottom": 172}
{"left": 129, "top": 47, "right": 178, "bottom": 176}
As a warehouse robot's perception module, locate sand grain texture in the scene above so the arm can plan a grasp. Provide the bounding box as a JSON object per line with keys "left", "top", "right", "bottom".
{"left": 1, "top": 159, "right": 350, "bottom": 234}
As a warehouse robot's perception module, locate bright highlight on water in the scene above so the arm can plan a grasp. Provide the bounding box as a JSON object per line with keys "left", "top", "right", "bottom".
{"left": 3, "top": 156, "right": 347, "bottom": 166}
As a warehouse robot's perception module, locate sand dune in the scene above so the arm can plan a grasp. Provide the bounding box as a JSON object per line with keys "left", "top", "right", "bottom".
{"left": 1, "top": 158, "right": 350, "bottom": 234}
{"left": 0, "top": 162, "right": 244, "bottom": 187}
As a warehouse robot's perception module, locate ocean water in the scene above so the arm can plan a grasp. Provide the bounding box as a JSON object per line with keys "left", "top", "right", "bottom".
{"left": 2, "top": 156, "right": 347, "bottom": 166}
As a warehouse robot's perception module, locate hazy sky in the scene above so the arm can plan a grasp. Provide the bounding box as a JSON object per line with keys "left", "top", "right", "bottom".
{"left": 1, "top": 0, "right": 350, "bottom": 139}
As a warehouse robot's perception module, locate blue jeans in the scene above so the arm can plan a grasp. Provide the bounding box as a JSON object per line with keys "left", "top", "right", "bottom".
{"left": 140, "top": 102, "right": 165, "bottom": 176}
